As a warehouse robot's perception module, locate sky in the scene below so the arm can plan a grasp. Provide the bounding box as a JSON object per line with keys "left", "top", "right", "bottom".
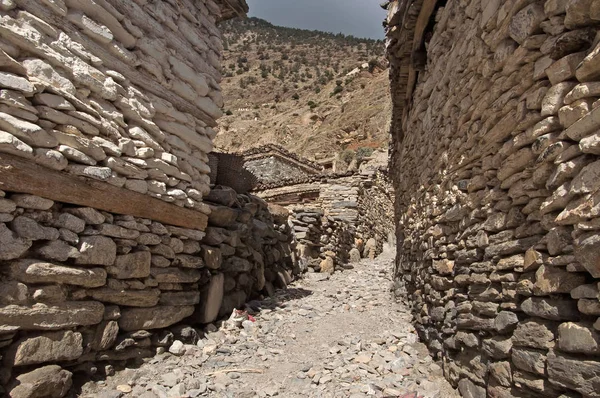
{"left": 246, "top": 0, "right": 387, "bottom": 40}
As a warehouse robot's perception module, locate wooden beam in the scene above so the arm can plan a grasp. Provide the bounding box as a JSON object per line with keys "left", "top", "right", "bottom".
{"left": 0, "top": 154, "right": 208, "bottom": 231}
{"left": 406, "top": 0, "right": 438, "bottom": 101}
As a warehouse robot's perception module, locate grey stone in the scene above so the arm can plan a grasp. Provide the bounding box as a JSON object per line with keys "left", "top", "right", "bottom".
{"left": 0, "top": 223, "right": 31, "bottom": 260}
{"left": 547, "top": 351, "right": 600, "bottom": 397}
{"left": 75, "top": 236, "right": 116, "bottom": 266}
{"left": 494, "top": 311, "right": 519, "bottom": 333}
{"left": 87, "top": 288, "right": 160, "bottom": 307}
{"left": 108, "top": 251, "right": 151, "bottom": 279}
{"left": 513, "top": 319, "right": 556, "bottom": 349}
{"left": 457, "top": 378, "right": 486, "bottom": 398}
{"left": 36, "top": 240, "right": 80, "bottom": 261}
{"left": 6, "top": 331, "right": 83, "bottom": 366}
{"left": 118, "top": 306, "right": 195, "bottom": 332}
{"left": 12, "top": 216, "right": 59, "bottom": 240}
{"left": 66, "top": 207, "right": 105, "bottom": 224}
{"left": 521, "top": 297, "right": 579, "bottom": 321}
{"left": 558, "top": 322, "right": 600, "bottom": 354}
{"left": 0, "top": 301, "right": 104, "bottom": 331}
{"left": 10, "top": 259, "right": 106, "bottom": 287}
{"left": 8, "top": 365, "right": 72, "bottom": 398}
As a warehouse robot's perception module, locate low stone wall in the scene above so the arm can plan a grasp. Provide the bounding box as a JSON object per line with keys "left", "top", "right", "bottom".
{"left": 0, "top": 187, "right": 292, "bottom": 395}
{"left": 387, "top": 0, "right": 600, "bottom": 397}
{"left": 356, "top": 170, "right": 395, "bottom": 256}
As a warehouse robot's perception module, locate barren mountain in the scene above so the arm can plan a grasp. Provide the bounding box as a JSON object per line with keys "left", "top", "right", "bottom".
{"left": 215, "top": 17, "right": 391, "bottom": 164}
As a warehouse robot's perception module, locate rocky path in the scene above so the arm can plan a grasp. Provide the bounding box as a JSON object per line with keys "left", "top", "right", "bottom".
{"left": 79, "top": 254, "right": 459, "bottom": 398}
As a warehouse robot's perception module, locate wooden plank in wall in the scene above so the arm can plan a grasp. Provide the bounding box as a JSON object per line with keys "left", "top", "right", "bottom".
{"left": 0, "top": 154, "right": 208, "bottom": 230}
{"left": 406, "top": 0, "right": 438, "bottom": 101}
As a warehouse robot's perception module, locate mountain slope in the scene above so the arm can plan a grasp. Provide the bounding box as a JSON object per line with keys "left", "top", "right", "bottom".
{"left": 215, "top": 17, "right": 391, "bottom": 164}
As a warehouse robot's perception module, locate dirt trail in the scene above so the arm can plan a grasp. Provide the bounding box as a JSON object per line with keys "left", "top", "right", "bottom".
{"left": 80, "top": 253, "right": 459, "bottom": 398}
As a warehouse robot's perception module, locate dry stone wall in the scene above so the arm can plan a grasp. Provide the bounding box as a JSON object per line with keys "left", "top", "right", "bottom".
{"left": 0, "top": 0, "right": 293, "bottom": 396}
{"left": 0, "top": 0, "right": 229, "bottom": 209}
{"left": 387, "top": 0, "right": 600, "bottom": 397}
{"left": 0, "top": 186, "right": 293, "bottom": 395}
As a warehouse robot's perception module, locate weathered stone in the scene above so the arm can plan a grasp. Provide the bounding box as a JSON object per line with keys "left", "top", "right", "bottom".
{"left": 494, "top": 311, "right": 519, "bottom": 333}
{"left": 571, "top": 284, "right": 599, "bottom": 299}
{"left": 320, "top": 256, "right": 335, "bottom": 274}
{"left": 558, "top": 322, "right": 600, "bottom": 354}
{"left": 513, "top": 319, "right": 556, "bottom": 349}
{"left": 32, "top": 286, "right": 66, "bottom": 303}
{"left": 578, "top": 299, "right": 600, "bottom": 315}
{"left": 574, "top": 233, "right": 600, "bottom": 277}
{"left": 66, "top": 207, "right": 105, "bottom": 224}
{"left": 433, "top": 258, "right": 454, "bottom": 275}
{"left": 349, "top": 247, "right": 361, "bottom": 263}
{"left": 202, "top": 245, "right": 222, "bottom": 269}
{"left": 108, "top": 251, "right": 151, "bottom": 279}
{"left": 53, "top": 213, "right": 85, "bottom": 233}
{"left": 512, "top": 347, "right": 546, "bottom": 375}
{"left": 0, "top": 281, "right": 28, "bottom": 305}
{"left": 150, "top": 267, "right": 201, "bottom": 283}
{"left": 0, "top": 223, "right": 31, "bottom": 260}
{"left": 36, "top": 240, "right": 80, "bottom": 261}
{"left": 12, "top": 216, "right": 59, "bottom": 240}
{"left": 521, "top": 297, "right": 579, "bottom": 321}
{"left": 458, "top": 378, "right": 486, "bottom": 398}
{"left": 159, "top": 291, "right": 200, "bottom": 306}
{"left": 0, "top": 130, "right": 33, "bottom": 158}
{"left": 207, "top": 205, "right": 238, "bottom": 227}
{"left": 118, "top": 306, "right": 195, "bottom": 331}
{"left": 87, "top": 288, "right": 160, "bottom": 307}
{"left": 547, "top": 351, "right": 600, "bottom": 397}
{"left": 75, "top": 236, "right": 116, "bottom": 265}
{"left": 173, "top": 254, "right": 204, "bottom": 269}
{"left": 6, "top": 331, "right": 83, "bottom": 366}
{"left": 8, "top": 365, "right": 72, "bottom": 398}
{"left": 533, "top": 265, "right": 586, "bottom": 295}
{"left": 10, "top": 259, "right": 106, "bottom": 287}
{"left": 0, "top": 72, "right": 34, "bottom": 96}
{"left": 0, "top": 301, "right": 104, "bottom": 331}
{"left": 92, "top": 321, "right": 119, "bottom": 351}
{"left": 195, "top": 273, "right": 224, "bottom": 324}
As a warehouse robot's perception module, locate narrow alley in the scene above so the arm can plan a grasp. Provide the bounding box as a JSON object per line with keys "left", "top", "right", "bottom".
{"left": 79, "top": 253, "right": 458, "bottom": 398}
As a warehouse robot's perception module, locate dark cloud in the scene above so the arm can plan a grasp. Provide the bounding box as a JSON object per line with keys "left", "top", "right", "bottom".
{"left": 246, "top": 0, "right": 386, "bottom": 39}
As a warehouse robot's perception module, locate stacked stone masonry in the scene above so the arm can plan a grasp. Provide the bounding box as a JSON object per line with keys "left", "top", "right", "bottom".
{"left": 0, "top": 0, "right": 235, "bottom": 210}
{"left": 258, "top": 166, "right": 394, "bottom": 275}
{"left": 387, "top": 0, "right": 600, "bottom": 397}
{"left": 0, "top": 187, "right": 293, "bottom": 395}
{"left": 0, "top": 0, "right": 285, "bottom": 396}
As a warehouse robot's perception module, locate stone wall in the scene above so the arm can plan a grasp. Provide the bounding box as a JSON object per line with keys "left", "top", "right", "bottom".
{"left": 387, "top": 1, "right": 600, "bottom": 397}
{"left": 0, "top": 0, "right": 286, "bottom": 395}
{"left": 244, "top": 156, "right": 313, "bottom": 186}
{"left": 0, "top": 186, "right": 292, "bottom": 395}
{"left": 356, "top": 170, "right": 395, "bottom": 256}
{"left": 0, "top": 0, "right": 231, "bottom": 208}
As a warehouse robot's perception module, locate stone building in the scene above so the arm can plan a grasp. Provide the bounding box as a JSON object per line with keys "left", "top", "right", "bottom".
{"left": 241, "top": 144, "right": 324, "bottom": 186}
{"left": 386, "top": 0, "right": 600, "bottom": 397}
{"left": 0, "top": 0, "right": 299, "bottom": 396}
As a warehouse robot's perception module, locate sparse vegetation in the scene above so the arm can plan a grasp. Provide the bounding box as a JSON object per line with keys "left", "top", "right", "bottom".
{"left": 215, "top": 17, "right": 391, "bottom": 161}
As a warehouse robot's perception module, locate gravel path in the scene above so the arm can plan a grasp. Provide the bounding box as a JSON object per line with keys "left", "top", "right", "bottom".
{"left": 79, "top": 253, "right": 459, "bottom": 398}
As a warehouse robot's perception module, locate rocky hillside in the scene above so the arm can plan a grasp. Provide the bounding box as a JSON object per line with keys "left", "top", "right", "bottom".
{"left": 214, "top": 17, "right": 391, "bottom": 164}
